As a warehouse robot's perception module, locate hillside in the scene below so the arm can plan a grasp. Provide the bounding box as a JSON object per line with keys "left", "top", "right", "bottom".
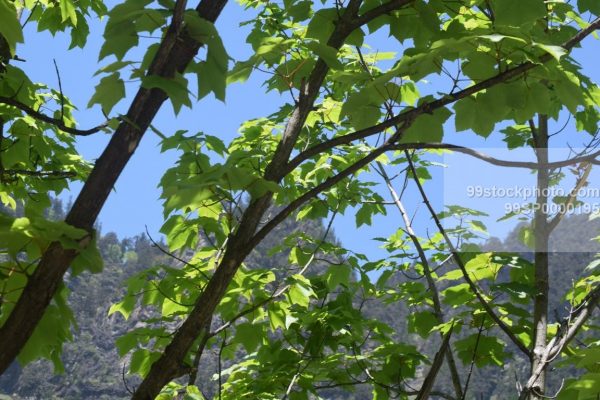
{"left": 1, "top": 207, "right": 599, "bottom": 399}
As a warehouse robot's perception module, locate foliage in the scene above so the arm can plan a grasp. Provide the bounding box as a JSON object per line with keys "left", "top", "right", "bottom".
{"left": 1, "top": 0, "right": 600, "bottom": 399}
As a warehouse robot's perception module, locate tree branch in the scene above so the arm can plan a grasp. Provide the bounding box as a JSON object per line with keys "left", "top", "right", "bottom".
{"left": 531, "top": 114, "right": 550, "bottom": 398}
{"left": 0, "top": 0, "right": 228, "bottom": 377}
{"left": 416, "top": 325, "right": 454, "bottom": 400}
{"left": 374, "top": 162, "right": 463, "bottom": 399}
{"left": 547, "top": 161, "right": 592, "bottom": 231}
{"left": 285, "top": 17, "right": 600, "bottom": 175}
{"left": 1, "top": 169, "right": 76, "bottom": 178}
{"left": 128, "top": 16, "right": 600, "bottom": 393}
{"left": 130, "top": 1, "right": 407, "bottom": 398}
{"left": 389, "top": 143, "right": 600, "bottom": 169}
{"left": 0, "top": 96, "right": 110, "bottom": 136}
{"left": 519, "top": 284, "right": 600, "bottom": 399}
{"left": 404, "top": 150, "right": 532, "bottom": 358}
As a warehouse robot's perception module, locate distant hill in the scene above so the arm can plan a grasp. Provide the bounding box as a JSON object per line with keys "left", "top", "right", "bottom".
{"left": 1, "top": 205, "right": 599, "bottom": 399}
{"left": 0, "top": 202, "right": 333, "bottom": 399}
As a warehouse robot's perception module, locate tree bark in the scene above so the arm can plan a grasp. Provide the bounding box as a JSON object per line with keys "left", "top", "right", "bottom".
{"left": 530, "top": 114, "right": 550, "bottom": 398}
{"left": 131, "top": 2, "right": 370, "bottom": 398}
{"left": 0, "top": 0, "right": 228, "bottom": 374}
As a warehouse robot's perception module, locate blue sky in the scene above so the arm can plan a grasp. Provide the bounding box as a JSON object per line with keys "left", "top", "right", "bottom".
{"left": 17, "top": 2, "right": 600, "bottom": 260}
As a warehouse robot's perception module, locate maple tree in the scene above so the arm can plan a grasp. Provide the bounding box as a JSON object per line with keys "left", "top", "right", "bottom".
{"left": 1, "top": 0, "right": 600, "bottom": 399}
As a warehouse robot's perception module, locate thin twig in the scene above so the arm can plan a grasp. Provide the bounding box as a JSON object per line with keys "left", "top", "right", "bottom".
{"left": 0, "top": 96, "right": 110, "bottom": 136}
{"left": 374, "top": 161, "right": 463, "bottom": 399}
{"left": 405, "top": 149, "right": 531, "bottom": 358}
{"left": 188, "top": 326, "right": 211, "bottom": 386}
{"left": 52, "top": 59, "right": 65, "bottom": 122}
{"left": 144, "top": 226, "right": 210, "bottom": 281}
{"left": 285, "top": 17, "right": 600, "bottom": 175}
{"left": 462, "top": 318, "right": 486, "bottom": 399}
{"left": 548, "top": 162, "right": 592, "bottom": 231}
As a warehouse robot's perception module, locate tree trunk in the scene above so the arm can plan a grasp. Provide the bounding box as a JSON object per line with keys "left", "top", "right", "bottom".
{"left": 530, "top": 114, "right": 550, "bottom": 398}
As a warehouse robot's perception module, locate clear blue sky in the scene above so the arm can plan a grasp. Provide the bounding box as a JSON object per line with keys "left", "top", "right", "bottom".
{"left": 18, "top": 3, "right": 600, "bottom": 260}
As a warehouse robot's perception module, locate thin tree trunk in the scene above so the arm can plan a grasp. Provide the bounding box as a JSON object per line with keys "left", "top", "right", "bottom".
{"left": 375, "top": 162, "right": 463, "bottom": 399}
{"left": 530, "top": 114, "right": 550, "bottom": 398}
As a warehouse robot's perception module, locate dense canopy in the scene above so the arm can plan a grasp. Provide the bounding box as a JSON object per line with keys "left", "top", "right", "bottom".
{"left": 1, "top": 0, "right": 600, "bottom": 399}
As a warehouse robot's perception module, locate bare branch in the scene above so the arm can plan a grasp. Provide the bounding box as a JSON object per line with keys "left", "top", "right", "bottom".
{"left": 375, "top": 162, "right": 463, "bottom": 399}
{"left": 404, "top": 150, "right": 532, "bottom": 358}
{"left": 187, "top": 326, "right": 210, "bottom": 386}
{"left": 1, "top": 169, "right": 76, "bottom": 178}
{"left": 461, "top": 319, "right": 486, "bottom": 400}
{"left": 547, "top": 162, "right": 592, "bottom": 231}
{"left": 390, "top": 143, "right": 600, "bottom": 169}
{"left": 52, "top": 59, "right": 65, "bottom": 122}
{"left": 519, "top": 284, "right": 600, "bottom": 399}
{"left": 131, "top": 2, "right": 377, "bottom": 397}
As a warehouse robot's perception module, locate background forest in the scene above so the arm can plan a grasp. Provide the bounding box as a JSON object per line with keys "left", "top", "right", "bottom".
{"left": 1, "top": 201, "right": 598, "bottom": 399}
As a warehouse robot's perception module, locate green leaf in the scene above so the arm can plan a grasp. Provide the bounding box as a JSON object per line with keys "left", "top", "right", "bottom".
{"left": 162, "top": 297, "right": 189, "bottom": 317}
{"left": 305, "top": 42, "right": 342, "bottom": 70}
{"left": 59, "top": 0, "right": 78, "bottom": 25}
{"left": 453, "top": 94, "right": 497, "bottom": 137}
{"left": 518, "top": 225, "right": 535, "bottom": 248}
{"left": 287, "top": 274, "right": 315, "bottom": 308}
{"left": 267, "top": 302, "right": 287, "bottom": 331}
{"left": 400, "top": 82, "right": 420, "bottom": 106}
{"left": 491, "top": 0, "right": 546, "bottom": 27}
{"left": 0, "top": 0, "right": 24, "bottom": 54}
{"left": 553, "top": 70, "right": 586, "bottom": 114}
{"left": 68, "top": 12, "right": 89, "bottom": 49}
{"left": 401, "top": 107, "right": 452, "bottom": 143}
{"left": 203, "top": 134, "right": 227, "bottom": 155}
{"left": 17, "top": 285, "right": 74, "bottom": 372}
{"left": 99, "top": 0, "right": 153, "bottom": 60}
{"left": 455, "top": 335, "right": 509, "bottom": 367}
{"left": 442, "top": 283, "right": 476, "bottom": 306}
{"left": 108, "top": 275, "right": 147, "bottom": 320}
{"left": 559, "top": 373, "right": 600, "bottom": 400}
{"left": 305, "top": 8, "right": 336, "bottom": 42}
{"left": 340, "top": 85, "right": 385, "bottom": 130}
{"left": 160, "top": 215, "right": 200, "bottom": 252}
{"left": 142, "top": 74, "right": 192, "bottom": 115}
{"left": 535, "top": 43, "right": 567, "bottom": 61}
{"left": 585, "top": 259, "right": 600, "bottom": 274}
{"left": 94, "top": 60, "right": 136, "bottom": 76}
{"left": 115, "top": 333, "right": 138, "bottom": 357}
{"left": 185, "top": 12, "right": 228, "bottom": 101}
{"left": 71, "top": 235, "right": 104, "bottom": 275}
{"left": 185, "top": 385, "right": 205, "bottom": 400}
{"left": 324, "top": 264, "right": 351, "bottom": 290}
{"left": 578, "top": 0, "right": 600, "bottom": 14}
{"left": 462, "top": 53, "right": 497, "bottom": 81}
{"left": 130, "top": 349, "right": 160, "bottom": 376}
{"left": 407, "top": 310, "right": 438, "bottom": 338}
{"left": 234, "top": 323, "right": 263, "bottom": 352}
{"left": 88, "top": 73, "right": 125, "bottom": 115}
{"left": 289, "top": 247, "right": 312, "bottom": 266}
{"left": 355, "top": 204, "right": 374, "bottom": 227}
